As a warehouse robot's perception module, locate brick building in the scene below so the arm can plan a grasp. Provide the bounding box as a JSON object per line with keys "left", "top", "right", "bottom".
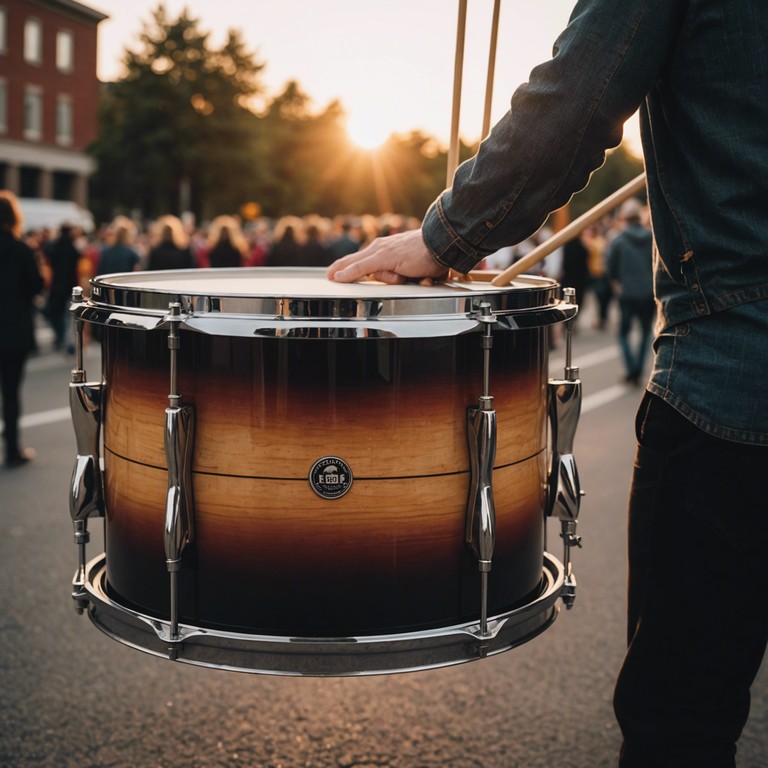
{"left": 0, "top": 0, "right": 107, "bottom": 209}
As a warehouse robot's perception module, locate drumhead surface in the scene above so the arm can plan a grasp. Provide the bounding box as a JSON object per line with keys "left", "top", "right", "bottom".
{"left": 83, "top": 267, "right": 569, "bottom": 337}
{"left": 93, "top": 267, "right": 549, "bottom": 299}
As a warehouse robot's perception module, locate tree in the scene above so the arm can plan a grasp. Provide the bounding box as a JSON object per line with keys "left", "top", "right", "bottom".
{"left": 89, "top": 4, "right": 265, "bottom": 223}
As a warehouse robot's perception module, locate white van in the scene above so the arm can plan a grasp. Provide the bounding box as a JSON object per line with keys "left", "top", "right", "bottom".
{"left": 18, "top": 198, "right": 95, "bottom": 233}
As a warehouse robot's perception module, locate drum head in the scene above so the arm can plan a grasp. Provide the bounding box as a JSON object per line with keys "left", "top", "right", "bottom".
{"left": 83, "top": 267, "right": 566, "bottom": 338}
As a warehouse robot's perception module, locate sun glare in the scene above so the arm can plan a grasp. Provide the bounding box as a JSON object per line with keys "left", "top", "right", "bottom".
{"left": 347, "top": 115, "right": 391, "bottom": 151}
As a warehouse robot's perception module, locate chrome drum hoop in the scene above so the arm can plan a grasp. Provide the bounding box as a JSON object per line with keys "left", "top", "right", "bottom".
{"left": 77, "top": 268, "right": 574, "bottom": 338}
{"left": 80, "top": 552, "right": 565, "bottom": 677}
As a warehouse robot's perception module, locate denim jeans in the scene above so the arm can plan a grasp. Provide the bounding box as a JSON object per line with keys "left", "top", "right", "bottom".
{"left": 614, "top": 392, "right": 768, "bottom": 767}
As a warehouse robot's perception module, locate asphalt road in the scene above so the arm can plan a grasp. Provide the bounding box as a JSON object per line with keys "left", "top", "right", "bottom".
{"left": 1, "top": 300, "right": 766, "bottom": 768}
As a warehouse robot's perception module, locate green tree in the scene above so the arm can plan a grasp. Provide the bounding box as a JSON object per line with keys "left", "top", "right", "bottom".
{"left": 89, "top": 4, "right": 265, "bottom": 223}
{"left": 255, "top": 81, "right": 348, "bottom": 217}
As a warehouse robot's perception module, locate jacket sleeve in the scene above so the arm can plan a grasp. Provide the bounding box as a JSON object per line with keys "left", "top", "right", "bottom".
{"left": 422, "top": 0, "right": 686, "bottom": 273}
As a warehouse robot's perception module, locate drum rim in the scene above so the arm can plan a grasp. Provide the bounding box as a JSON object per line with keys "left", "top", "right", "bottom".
{"left": 80, "top": 551, "right": 565, "bottom": 677}
{"left": 90, "top": 266, "right": 557, "bottom": 299}
{"left": 79, "top": 268, "right": 573, "bottom": 335}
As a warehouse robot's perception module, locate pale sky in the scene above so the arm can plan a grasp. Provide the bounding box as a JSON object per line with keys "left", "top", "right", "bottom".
{"left": 90, "top": 0, "right": 588, "bottom": 148}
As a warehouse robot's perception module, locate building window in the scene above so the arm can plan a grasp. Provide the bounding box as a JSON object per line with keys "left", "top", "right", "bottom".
{"left": 20, "top": 165, "right": 41, "bottom": 198}
{"left": 57, "top": 29, "right": 74, "bottom": 72}
{"left": 56, "top": 95, "right": 73, "bottom": 145}
{"left": 0, "top": 8, "right": 8, "bottom": 55}
{"left": 24, "top": 17, "right": 43, "bottom": 64}
{"left": 24, "top": 87, "right": 43, "bottom": 140}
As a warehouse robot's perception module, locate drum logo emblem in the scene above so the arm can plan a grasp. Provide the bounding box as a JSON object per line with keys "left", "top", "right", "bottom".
{"left": 309, "top": 457, "right": 353, "bottom": 499}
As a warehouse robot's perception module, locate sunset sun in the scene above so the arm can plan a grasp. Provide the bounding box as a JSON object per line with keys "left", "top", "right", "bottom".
{"left": 346, "top": 114, "right": 391, "bottom": 150}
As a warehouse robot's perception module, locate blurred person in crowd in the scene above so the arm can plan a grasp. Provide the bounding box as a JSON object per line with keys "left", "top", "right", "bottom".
{"left": 146, "top": 215, "right": 195, "bottom": 271}
{"left": 560, "top": 229, "right": 591, "bottom": 323}
{"left": 299, "top": 218, "right": 333, "bottom": 268}
{"left": 0, "top": 191, "right": 44, "bottom": 467}
{"left": 42, "top": 222, "right": 81, "bottom": 353}
{"left": 244, "top": 220, "right": 270, "bottom": 267}
{"left": 205, "top": 215, "right": 249, "bottom": 268}
{"left": 97, "top": 216, "right": 141, "bottom": 275}
{"left": 329, "top": 218, "right": 360, "bottom": 261}
{"left": 607, "top": 199, "right": 655, "bottom": 385}
{"left": 188, "top": 226, "right": 209, "bottom": 268}
{"left": 267, "top": 216, "right": 304, "bottom": 267}
{"left": 328, "top": 3, "right": 768, "bottom": 766}
{"left": 583, "top": 224, "right": 612, "bottom": 330}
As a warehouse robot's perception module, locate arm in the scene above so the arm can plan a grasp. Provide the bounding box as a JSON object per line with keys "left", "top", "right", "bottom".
{"left": 329, "top": 0, "right": 685, "bottom": 283}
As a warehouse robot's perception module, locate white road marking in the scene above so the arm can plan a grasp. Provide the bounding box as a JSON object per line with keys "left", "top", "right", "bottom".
{"left": 19, "top": 407, "right": 72, "bottom": 429}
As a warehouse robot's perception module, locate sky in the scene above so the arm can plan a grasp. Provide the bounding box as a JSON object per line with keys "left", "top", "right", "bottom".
{"left": 89, "top": 0, "right": 590, "bottom": 149}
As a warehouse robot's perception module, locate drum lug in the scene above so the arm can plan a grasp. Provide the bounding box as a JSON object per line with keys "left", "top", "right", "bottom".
{"left": 164, "top": 402, "right": 196, "bottom": 639}
{"left": 466, "top": 302, "right": 498, "bottom": 636}
{"left": 466, "top": 404, "right": 497, "bottom": 636}
{"left": 68, "top": 287, "right": 104, "bottom": 613}
{"left": 164, "top": 303, "right": 196, "bottom": 641}
{"left": 547, "top": 287, "right": 584, "bottom": 610}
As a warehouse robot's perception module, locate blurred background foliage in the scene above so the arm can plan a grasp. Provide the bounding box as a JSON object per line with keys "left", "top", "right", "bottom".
{"left": 88, "top": 5, "right": 644, "bottom": 226}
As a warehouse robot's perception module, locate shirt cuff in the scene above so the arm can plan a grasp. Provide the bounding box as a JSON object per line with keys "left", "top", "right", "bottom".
{"left": 422, "top": 196, "right": 487, "bottom": 274}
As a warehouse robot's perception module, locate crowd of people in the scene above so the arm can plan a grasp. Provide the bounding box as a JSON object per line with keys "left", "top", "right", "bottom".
{"left": 25, "top": 211, "right": 423, "bottom": 281}
{"left": 2, "top": 188, "right": 652, "bottom": 469}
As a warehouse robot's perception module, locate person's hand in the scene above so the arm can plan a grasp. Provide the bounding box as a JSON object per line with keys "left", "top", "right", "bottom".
{"left": 326, "top": 228, "right": 449, "bottom": 284}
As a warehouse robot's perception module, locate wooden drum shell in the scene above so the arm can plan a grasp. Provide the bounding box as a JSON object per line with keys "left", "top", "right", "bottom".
{"left": 102, "top": 327, "right": 549, "bottom": 637}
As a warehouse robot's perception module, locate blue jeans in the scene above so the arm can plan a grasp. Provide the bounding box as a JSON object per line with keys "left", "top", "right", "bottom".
{"left": 614, "top": 392, "right": 768, "bottom": 767}
{"left": 617, "top": 295, "right": 655, "bottom": 382}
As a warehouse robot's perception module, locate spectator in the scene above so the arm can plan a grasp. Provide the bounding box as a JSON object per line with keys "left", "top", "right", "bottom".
{"left": 607, "top": 199, "right": 655, "bottom": 385}
{"left": 583, "top": 224, "right": 612, "bottom": 330}
{"left": 205, "top": 215, "right": 249, "bottom": 268}
{"left": 146, "top": 215, "right": 195, "bottom": 271}
{"left": 329, "top": 218, "right": 360, "bottom": 261}
{"left": 0, "top": 190, "right": 44, "bottom": 467}
{"left": 97, "top": 216, "right": 141, "bottom": 275}
{"left": 42, "top": 223, "right": 81, "bottom": 353}
{"left": 267, "top": 216, "right": 304, "bottom": 267}
{"left": 299, "top": 220, "right": 333, "bottom": 267}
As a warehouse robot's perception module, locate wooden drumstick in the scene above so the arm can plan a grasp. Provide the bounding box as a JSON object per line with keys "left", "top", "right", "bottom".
{"left": 490, "top": 172, "right": 647, "bottom": 286}
{"left": 482, "top": 0, "right": 502, "bottom": 140}
{"left": 447, "top": 0, "right": 468, "bottom": 189}
{"left": 448, "top": 0, "right": 502, "bottom": 284}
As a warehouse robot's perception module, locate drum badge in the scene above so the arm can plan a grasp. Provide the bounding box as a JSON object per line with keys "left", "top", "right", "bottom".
{"left": 309, "top": 456, "right": 353, "bottom": 499}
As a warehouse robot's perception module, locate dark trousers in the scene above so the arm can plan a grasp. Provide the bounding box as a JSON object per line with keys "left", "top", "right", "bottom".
{"left": 617, "top": 295, "right": 655, "bottom": 381}
{"left": 1, "top": 349, "right": 29, "bottom": 461}
{"left": 614, "top": 392, "right": 768, "bottom": 767}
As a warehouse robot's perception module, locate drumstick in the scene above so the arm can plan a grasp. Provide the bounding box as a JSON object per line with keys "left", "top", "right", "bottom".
{"left": 482, "top": 0, "right": 502, "bottom": 140}
{"left": 447, "top": 0, "right": 469, "bottom": 188}
{"left": 490, "top": 172, "right": 647, "bottom": 286}
{"left": 448, "top": 0, "right": 501, "bottom": 284}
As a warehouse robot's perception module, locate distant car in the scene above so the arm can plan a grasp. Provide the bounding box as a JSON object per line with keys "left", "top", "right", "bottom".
{"left": 18, "top": 198, "right": 95, "bottom": 233}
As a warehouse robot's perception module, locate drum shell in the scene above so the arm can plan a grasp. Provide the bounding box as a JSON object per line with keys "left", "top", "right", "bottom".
{"left": 102, "top": 325, "right": 549, "bottom": 636}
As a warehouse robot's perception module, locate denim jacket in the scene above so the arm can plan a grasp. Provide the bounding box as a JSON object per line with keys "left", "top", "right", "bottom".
{"left": 422, "top": 0, "right": 768, "bottom": 444}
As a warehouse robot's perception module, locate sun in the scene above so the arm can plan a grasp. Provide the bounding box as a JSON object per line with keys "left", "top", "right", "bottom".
{"left": 346, "top": 114, "right": 391, "bottom": 151}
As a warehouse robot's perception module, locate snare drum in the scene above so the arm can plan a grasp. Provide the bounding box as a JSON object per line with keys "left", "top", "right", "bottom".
{"left": 70, "top": 268, "right": 575, "bottom": 675}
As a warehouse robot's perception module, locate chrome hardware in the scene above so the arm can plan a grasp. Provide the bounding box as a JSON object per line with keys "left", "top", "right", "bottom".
{"left": 68, "top": 286, "right": 104, "bottom": 613}
{"left": 466, "top": 302, "right": 498, "bottom": 636}
{"left": 547, "top": 287, "right": 584, "bottom": 609}
{"left": 79, "top": 551, "right": 564, "bottom": 676}
{"left": 77, "top": 269, "right": 567, "bottom": 339}
{"left": 163, "top": 303, "right": 196, "bottom": 643}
